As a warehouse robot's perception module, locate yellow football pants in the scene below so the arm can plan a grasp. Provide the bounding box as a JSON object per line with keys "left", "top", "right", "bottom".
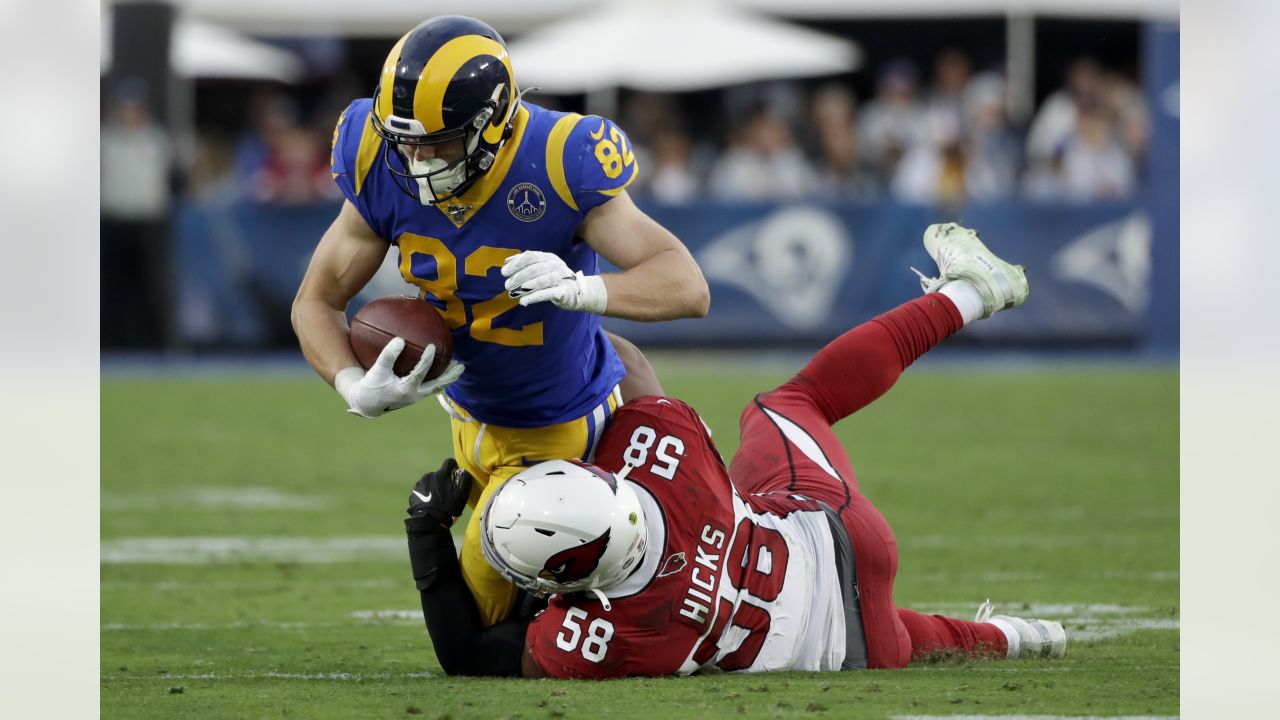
{"left": 444, "top": 387, "right": 622, "bottom": 627}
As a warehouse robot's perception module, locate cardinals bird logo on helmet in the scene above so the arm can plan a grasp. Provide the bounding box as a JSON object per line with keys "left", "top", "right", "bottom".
{"left": 480, "top": 459, "right": 649, "bottom": 597}
{"left": 539, "top": 529, "right": 612, "bottom": 584}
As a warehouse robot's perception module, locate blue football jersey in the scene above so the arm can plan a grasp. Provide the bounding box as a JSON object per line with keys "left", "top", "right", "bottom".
{"left": 330, "top": 99, "right": 638, "bottom": 427}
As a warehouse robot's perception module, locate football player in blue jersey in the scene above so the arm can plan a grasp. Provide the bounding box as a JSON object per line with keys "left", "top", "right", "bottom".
{"left": 291, "top": 15, "right": 709, "bottom": 626}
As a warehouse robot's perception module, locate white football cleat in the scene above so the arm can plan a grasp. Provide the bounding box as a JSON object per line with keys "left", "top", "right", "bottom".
{"left": 975, "top": 599, "right": 1067, "bottom": 659}
{"left": 912, "top": 223, "right": 1029, "bottom": 318}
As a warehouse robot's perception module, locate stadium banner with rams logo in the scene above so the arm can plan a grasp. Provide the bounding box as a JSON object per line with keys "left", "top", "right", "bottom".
{"left": 171, "top": 199, "right": 1175, "bottom": 353}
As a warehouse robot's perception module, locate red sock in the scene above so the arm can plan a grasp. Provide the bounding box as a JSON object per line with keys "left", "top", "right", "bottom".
{"left": 897, "top": 608, "right": 1008, "bottom": 659}
{"left": 792, "top": 295, "right": 964, "bottom": 424}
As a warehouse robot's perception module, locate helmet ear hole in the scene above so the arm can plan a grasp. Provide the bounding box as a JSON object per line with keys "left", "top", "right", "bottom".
{"left": 491, "top": 91, "right": 510, "bottom": 129}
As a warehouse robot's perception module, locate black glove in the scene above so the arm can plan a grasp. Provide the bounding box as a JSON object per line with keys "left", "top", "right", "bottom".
{"left": 406, "top": 457, "right": 474, "bottom": 532}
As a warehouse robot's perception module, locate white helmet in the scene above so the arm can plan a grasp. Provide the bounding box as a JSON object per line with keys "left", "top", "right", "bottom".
{"left": 480, "top": 459, "right": 648, "bottom": 598}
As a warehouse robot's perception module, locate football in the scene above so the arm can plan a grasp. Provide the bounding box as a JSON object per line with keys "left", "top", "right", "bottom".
{"left": 349, "top": 296, "right": 453, "bottom": 379}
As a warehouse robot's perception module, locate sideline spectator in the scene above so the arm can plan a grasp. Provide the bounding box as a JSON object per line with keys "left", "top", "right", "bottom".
{"left": 1024, "top": 102, "right": 1135, "bottom": 201}
{"left": 1025, "top": 57, "right": 1104, "bottom": 168}
{"left": 708, "top": 104, "right": 818, "bottom": 201}
{"left": 187, "top": 131, "right": 238, "bottom": 202}
{"left": 1102, "top": 71, "right": 1150, "bottom": 162}
{"left": 962, "top": 72, "right": 1020, "bottom": 200}
{"left": 252, "top": 123, "right": 339, "bottom": 203}
{"left": 891, "top": 110, "right": 966, "bottom": 205}
{"left": 233, "top": 90, "right": 297, "bottom": 183}
{"left": 622, "top": 93, "right": 702, "bottom": 203}
{"left": 645, "top": 127, "right": 700, "bottom": 204}
{"left": 101, "top": 79, "right": 173, "bottom": 348}
{"left": 925, "top": 49, "right": 973, "bottom": 135}
{"left": 858, "top": 59, "right": 927, "bottom": 183}
{"left": 810, "top": 84, "right": 879, "bottom": 199}
{"left": 231, "top": 91, "right": 336, "bottom": 203}
{"left": 892, "top": 70, "right": 1021, "bottom": 204}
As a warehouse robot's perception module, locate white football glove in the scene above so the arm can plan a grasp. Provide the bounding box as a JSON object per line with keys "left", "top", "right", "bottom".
{"left": 334, "top": 337, "right": 464, "bottom": 419}
{"left": 502, "top": 250, "right": 608, "bottom": 315}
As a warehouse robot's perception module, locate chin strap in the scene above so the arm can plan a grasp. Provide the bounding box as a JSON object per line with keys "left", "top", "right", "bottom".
{"left": 588, "top": 587, "right": 613, "bottom": 612}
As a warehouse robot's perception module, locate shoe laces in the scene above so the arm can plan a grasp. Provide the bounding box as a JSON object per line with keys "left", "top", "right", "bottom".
{"left": 974, "top": 598, "right": 994, "bottom": 623}
{"left": 911, "top": 266, "right": 946, "bottom": 294}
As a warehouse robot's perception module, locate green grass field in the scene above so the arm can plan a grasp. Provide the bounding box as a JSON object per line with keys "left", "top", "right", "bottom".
{"left": 101, "top": 359, "right": 1178, "bottom": 719}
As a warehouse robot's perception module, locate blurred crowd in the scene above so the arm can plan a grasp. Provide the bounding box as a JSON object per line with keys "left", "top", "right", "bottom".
{"left": 105, "top": 51, "right": 1149, "bottom": 209}
{"left": 627, "top": 53, "right": 1149, "bottom": 206}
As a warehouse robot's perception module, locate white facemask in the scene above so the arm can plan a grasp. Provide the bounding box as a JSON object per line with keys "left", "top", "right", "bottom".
{"left": 407, "top": 155, "right": 469, "bottom": 205}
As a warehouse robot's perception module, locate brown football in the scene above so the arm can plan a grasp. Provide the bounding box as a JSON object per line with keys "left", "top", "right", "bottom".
{"left": 349, "top": 296, "right": 452, "bottom": 379}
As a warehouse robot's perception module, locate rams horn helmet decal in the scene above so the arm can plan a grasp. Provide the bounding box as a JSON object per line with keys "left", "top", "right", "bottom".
{"left": 369, "top": 16, "right": 521, "bottom": 204}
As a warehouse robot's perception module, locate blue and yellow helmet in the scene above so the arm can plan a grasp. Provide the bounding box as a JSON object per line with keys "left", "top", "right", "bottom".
{"left": 370, "top": 16, "right": 520, "bottom": 204}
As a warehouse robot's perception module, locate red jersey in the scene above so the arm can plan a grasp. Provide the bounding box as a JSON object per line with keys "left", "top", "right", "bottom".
{"left": 525, "top": 397, "right": 847, "bottom": 678}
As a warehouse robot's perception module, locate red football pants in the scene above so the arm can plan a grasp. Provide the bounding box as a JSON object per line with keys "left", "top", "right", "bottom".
{"left": 728, "top": 295, "right": 1007, "bottom": 668}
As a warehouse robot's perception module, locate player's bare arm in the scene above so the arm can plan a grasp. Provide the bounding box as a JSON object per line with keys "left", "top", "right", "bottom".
{"left": 580, "top": 190, "right": 710, "bottom": 321}
{"left": 520, "top": 646, "right": 548, "bottom": 678}
{"left": 292, "top": 200, "right": 388, "bottom": 386}
{"left": 604, "top": 331, "right": 664, "bottom": 400}
{"left": 293, "top": 201, "right": 463, "bottom": 418}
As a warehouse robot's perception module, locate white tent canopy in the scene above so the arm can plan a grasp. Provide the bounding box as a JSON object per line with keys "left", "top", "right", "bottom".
{"left": 732, "top": 0, "right": 1178, "bottom": 21}
{"left": 507, "top": 1, "right": 861, "bottom": 94}
{"left": 159, "top": 0, "right": 597, "bottom": 37}
{"left": 101, "top": 14, "right": 304, "bottom": 82}
{"left": 159, "top": 0, "right": 1178, "bottom": 38}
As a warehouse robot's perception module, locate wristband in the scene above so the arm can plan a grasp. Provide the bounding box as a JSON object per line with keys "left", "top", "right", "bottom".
{"left": 334, "top": 366, "right": 364, "bottom": 405}
{"left": 576, "top": 272, "right": 608, "bottom": 315}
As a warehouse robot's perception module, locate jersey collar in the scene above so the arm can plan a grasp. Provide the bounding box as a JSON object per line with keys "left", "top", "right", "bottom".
{"left": 434, "top": 104, "right": 531, "bottom": 228}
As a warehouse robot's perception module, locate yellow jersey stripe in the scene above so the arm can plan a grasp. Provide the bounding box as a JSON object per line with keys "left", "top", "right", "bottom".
{"left": 545, "top": 113, "right": 584, "bottom": 213}
{"left": 433, "top": 104, "right": 531, "bottom": 227}
{"left": 593, "top": 161, "right": 639, "bottom": 197}
{"left": 353, "top": 114, "right": 383, "bottom": 196}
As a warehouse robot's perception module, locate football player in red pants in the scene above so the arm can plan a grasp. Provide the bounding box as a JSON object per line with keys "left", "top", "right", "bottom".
{"left": 404, "top": 223, "right": 1067, "bottom": 677}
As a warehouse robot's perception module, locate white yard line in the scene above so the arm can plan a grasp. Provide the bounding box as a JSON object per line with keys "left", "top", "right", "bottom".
{"left": 100, "top": 536, "right": 407, "bottom": 564}
{"left": 101, "top": 578, "right": 400, "bottom": 591}
{"left": 911, "top": 571, "right": 1179, "bottom": 584}
{"left": 893, "top": 716, "right": 1178, "bottom": 720}
{"left": 103, "top": 611, "right": 428, "bottom": 631}
{"left": 905, "top": 535, "right": 1160, "bottom": 550}
{"left": 103, "top": 621, "right": 321, "bottom": 631}
{"left": 912, "top": 603, "right": 1158, "bottom": 615}
{"left": 101, "top": 671, "right": 438, "bottom": 681}
{"left": 1101, "top": 570, "right": 1180, "bottom": 581}
{"left": 103, "top": 603, "right": 1179, "bottom": 640}
{"left": 909, "top": 603, "right": 1179, "bottom": 641}
{"left": 102, "top": 487, "right": 330, "bottom": 512}
{"left": 350, "top": 609, "right": 423, "bottom": 621}
{"left": 1070, "top": 619, "right": 1181, "bottom": 640}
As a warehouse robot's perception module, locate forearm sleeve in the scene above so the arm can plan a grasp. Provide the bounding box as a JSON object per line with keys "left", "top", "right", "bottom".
{"left": 406, "top": 517, "right": 527, "bottom": 676}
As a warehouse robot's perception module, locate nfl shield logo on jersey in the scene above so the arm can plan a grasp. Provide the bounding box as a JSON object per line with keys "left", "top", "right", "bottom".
{"left": 507, "top": 182, "right": 547, "bottom": 222}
